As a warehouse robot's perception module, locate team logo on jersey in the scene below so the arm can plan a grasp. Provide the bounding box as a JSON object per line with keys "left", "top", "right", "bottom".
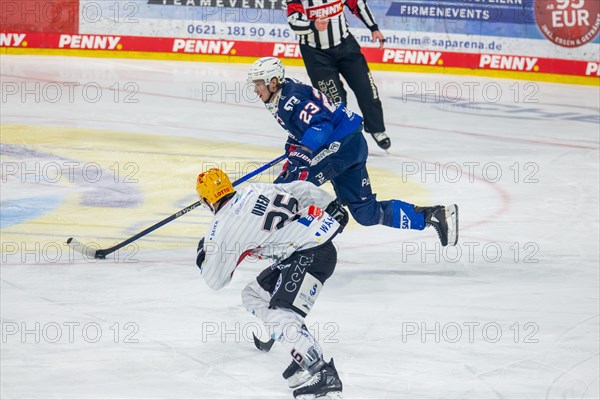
{"left": 306, "top": 0, "right": 343, "bottom": 20}
{"left": 298, "top": 215, "right": 315, "bottom": 227}
{"left": 284, "top": 96, "right": 301, "bottom": 111}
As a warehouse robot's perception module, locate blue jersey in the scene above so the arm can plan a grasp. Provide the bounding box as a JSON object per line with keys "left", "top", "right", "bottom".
{"left": 270, "top": 78, "right": 363, "bottom": 152}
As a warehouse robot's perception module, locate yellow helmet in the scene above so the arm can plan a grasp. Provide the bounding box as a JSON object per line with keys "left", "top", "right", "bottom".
{"left": 196, "top": 168, "right": 234, "bottom": 213}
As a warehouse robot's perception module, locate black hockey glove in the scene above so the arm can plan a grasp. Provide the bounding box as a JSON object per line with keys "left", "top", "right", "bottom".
{"left": 196, "top": 238, "right": 206, "bottom": 270}
{"left": 325, "top": 200, "right": 349, "bottom": 232}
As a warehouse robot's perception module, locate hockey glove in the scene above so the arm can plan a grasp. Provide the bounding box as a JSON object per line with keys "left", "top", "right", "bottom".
{"left": 274, "top": 144, "right": 298, "bottom": 184}
{"left": 285, "top": 143, "right": 299, "bottom": 154}
{"left": 196, "top": 238, "right": 206, "bottom": 270}
{"left": 286, "top": 148, "right": 311, "bottom": 181}
{"left": 274, "top": 160, "right": 290, "bottom": 184}
{"left": 325, "top": 200, "right": 349, "bottom": 232}
{"left": 276, "top": 148, "right": 311, "bottom": 183}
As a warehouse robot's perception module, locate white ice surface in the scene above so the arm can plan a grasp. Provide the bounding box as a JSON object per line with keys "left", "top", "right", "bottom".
{"left": 1, "top": 55, "right": 599, "bottom": 399}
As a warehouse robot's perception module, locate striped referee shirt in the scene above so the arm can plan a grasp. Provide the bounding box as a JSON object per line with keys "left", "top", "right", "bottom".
{"left": 286, "top": 0, "right": 379, "bottom": 50}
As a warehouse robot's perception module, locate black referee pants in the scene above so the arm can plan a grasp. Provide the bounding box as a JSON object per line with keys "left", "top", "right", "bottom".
{"left": 300, "top": 34, "right": 385, "bottom": 134}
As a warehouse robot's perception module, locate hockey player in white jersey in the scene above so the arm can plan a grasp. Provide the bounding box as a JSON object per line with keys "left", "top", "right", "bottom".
{"left": 195, "top": 168, "right": 348, "bottom": 399}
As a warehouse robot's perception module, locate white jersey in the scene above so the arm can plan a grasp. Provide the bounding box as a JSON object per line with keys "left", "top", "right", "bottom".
{"left": 200, "top": 181, "right": 339, "bottom": 290}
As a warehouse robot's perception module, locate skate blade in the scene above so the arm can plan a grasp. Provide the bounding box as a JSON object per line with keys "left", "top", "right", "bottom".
{"left": 445, "top": 204, "right": 459, "bottom": 246}
{"left": 288, "top": 370, "right": 312, "bottom": 389}
{"left": 295, "top": 392, "right": 343, "bottom": 400}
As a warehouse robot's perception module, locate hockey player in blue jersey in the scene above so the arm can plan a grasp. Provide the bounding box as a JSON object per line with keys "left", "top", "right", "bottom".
{"left": 248, "top": 57, "right": 459, "bottom": 246}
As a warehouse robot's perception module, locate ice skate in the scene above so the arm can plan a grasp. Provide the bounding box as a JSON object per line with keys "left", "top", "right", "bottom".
{"left": 282, "top": 360, "right": 312, "bottom": 389}
{"left": 415, "top": 204, "right": 459, "bottom": 246}
{"left": 293, "top": 359, "right": 343, "bottom": 399}
{"left": 370, "top": 132, "right": 391, "bottom": 150}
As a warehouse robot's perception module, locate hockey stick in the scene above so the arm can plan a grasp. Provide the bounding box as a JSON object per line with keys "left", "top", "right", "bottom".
{"left": 67, "top": 154, "right": 287, "bottom": 259}
{"left": 253, "top": 333, "right": 276, "bottom": 352}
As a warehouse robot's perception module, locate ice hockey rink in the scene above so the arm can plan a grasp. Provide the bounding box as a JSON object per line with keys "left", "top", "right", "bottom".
{"left": 1, "top": 55, "right": 599, "bottom": 399}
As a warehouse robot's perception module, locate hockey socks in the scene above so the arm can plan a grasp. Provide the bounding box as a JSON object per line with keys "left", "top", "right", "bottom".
{"left": 380, "top": 200, "right": 426, "bottom": 230}
{"left": 279, "top": 324, "right": 323, "bottom": 373}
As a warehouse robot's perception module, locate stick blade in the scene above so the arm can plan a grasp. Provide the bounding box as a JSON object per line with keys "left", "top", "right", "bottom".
{"left": 66, "top": 238, "right": 103, "bottom": 259}
{"left": 253, "top": 333, "right": 275, "bottom": 352}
